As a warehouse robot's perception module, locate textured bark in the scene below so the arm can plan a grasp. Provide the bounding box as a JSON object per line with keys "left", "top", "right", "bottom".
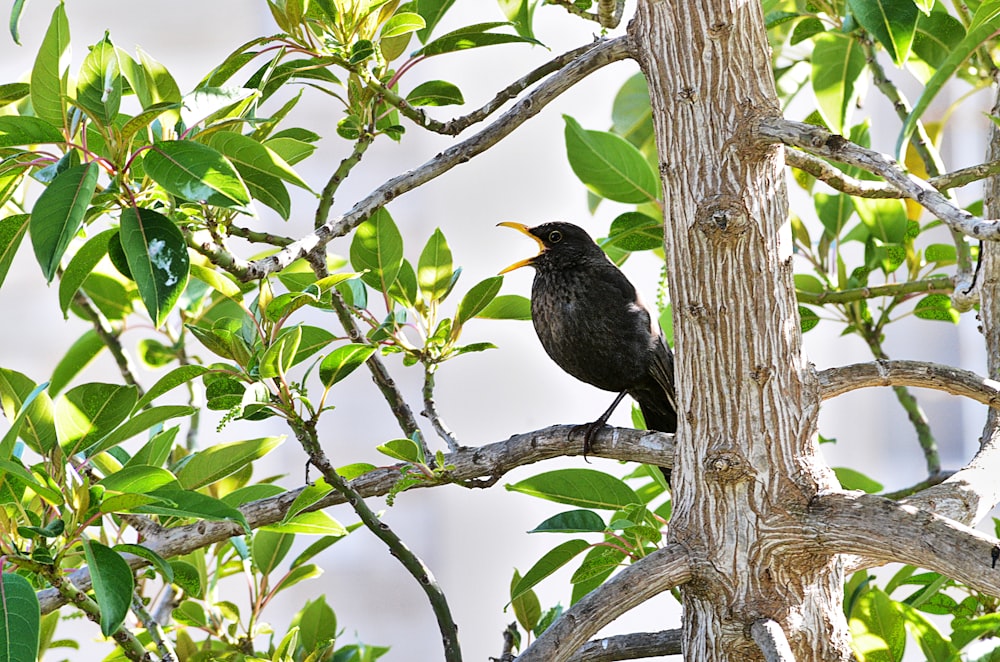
{"left": 630, "top": 0, "right": 851, "bottom": 659}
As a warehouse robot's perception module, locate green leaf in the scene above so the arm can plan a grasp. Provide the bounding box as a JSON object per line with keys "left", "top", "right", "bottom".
{"left": 169, "top": 561, "right": 203, "bottom": 598}
{"left": 30, "top": 3, "right": 70, "bottom": 128}
{"left": 0, "top": 369, "right": 57, "bottom": 456}
{"left": 49, "top": 330, "right": 105, "bottom": 396}
{"left": 124, "top": 426, "right": 178, "bottom": 469}
{"left": 510, "top": 569, "right": 541, "bottom": 633}
{"left": 455, "top": 276, "right": 503, "bottom": 327}
{"left": 76, "top": 33, "right": 121, "bottom": 125}
{"left": 897, "top": 600, "right": 959, "bottom": 660}
{"left": 914, "top": 293, "right": 959, "bottom": 323}
{"left": 282, "top": 478, "right": 333, "bottom": 525}
{"left": 529, "top": 509, "right": 606, "bottom": 534}
{"left": 177, "top": 436, "right": 284, "bottom": 489}
{"left": 510, "top": 539, "right": 590, "bottom": 602}
{"left": 416, "top": 21, "right": 540, "bottom": 56}
{"left": 799, "top": 305, "right": 820, "bottom": 332}
{"left": 571, "top": 545, "right": 626, "bottom": 603}
{"left": 259, "top": 326, "right": 302, "bottom": 378}
{"left": 507, "top": 469, "right": 641, "bottom": 510}
{"left": 405, "top": 80, "right": 464, "bottom": 106}
{"left": 564, "top": 115, "right": 659, "bottom": 204}
{"left": 417, "top": 228, "right": 454, "bottom": 302}
{"left": 477, "top": 294, "right": 531, "bottom": 320}
{"left": 350, "top": 208, "right": 404, "bottom": 294}
{"left": 811, "top": 33, "right": 866, "bottom": 134}
{"left": 833, "top": 467, "right": 884, "bottom": 493}
{"left": 30, "top": 162, "right": 100, "bottom": 282}
{"left": 611, "top": 73, "right": 653, "bottom": 151}
{"left": 849, "top": 589, "right": 906, "bottom": 662}
{"left": 815, "top": 193, "right": 855, "bottom": 240}
{"left": 264, "top": 511, "right": 347, "bottom": 536}
{"left": 253, "top": 530, "right": 294, "bottom": 576}
{"left": 296, "top": 596, "right": 337, "bottom": 653}
{"left": 381, "top": 12, "right": 426, "bottom": 38}
{"left": 415, "top": 0, "right": 456, "bottom": 42}
{"left": 134, "top": 365, "right": 211, "bottom": 411}
{"left": 0, "top": 458, "right": 63, "bottom": 505}
{"left": 143, "top": 140, "right": 251, "bottom": 207}
{"left": 319, "top": 344, "right": 376, "bottom": 388}
{"left": 847, "top": 0, "right": 918, "bottom": 65}
{"left": 190, "top": 262, "right": 244, "bottom": 301}
{"left": 375, "top": 438, "right": 423, "bottom": 463}
{"left": 119, "top": 206, "right": 190, "bottom": 327}
{"left": 0, "top": 213, "right": 28, "bottom": 290}
{"left": 134, "top": 488, "right": 250, "bottom": 532}
{"left": 98, "top": 465, "right": 180, "bottom": 493}
{"left": 83, "top": 539, "right": 134, "bottom": 637}
{"left": 898, "top": 0, "right": 1000, "bottom": 153}
{"left": 604, "top": 212, "right": 662, "bottom": 251}
{"left": 85, "top": 405, "right": 197, "bottom": 456}
{"left": 0, "top": 573, "right": 40, "bottom": 662}
{"left": 205, "top": 130, "right": 313, "bottom": 191}
{"left": 58, "top": 228, "right": 114, "bottom": 317}
{"left": 55, "top": 383, "right": 138, "bottom": 456}
{"left": 0, "top": 83, "right": 28, "bottom": 109}
{"left": 912, "top": 6, "right": 966, "bottom": 71}
{"left": 113, "top": 543, "right": 174, "bottom": 583}
{"left": 0, "top": 116, "right": 64, "bottom": 148}
{"left": 854, "top": 198, "right": 907, "bottom": 243}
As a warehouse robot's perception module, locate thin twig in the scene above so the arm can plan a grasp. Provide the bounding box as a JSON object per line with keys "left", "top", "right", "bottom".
{"left": 759, "top": 117, "right": 1000, "bottom": 241}
{"left": 293, "top": 419, "right": 462, "bottom": 662}
{"left": 880, "top": 470, "right": 954, "bottom": 500}
{"left": 315, "top": 133, "right": 374, "bottom": 230}
{"left": 422, "top": 365, "right": 460, "bottom": 452}
{"left": 132, "top": 591, "right": 176, "bottom": 661}
{"left": 226, "top": 224, "right": 294, "bottom": 246}
{"left": 242, "top": 37, "right": 633, "bottom": 280}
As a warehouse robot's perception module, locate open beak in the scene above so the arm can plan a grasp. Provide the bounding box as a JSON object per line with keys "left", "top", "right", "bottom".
{"left": 497, "top": 222, "right": 544, "bottom": 274}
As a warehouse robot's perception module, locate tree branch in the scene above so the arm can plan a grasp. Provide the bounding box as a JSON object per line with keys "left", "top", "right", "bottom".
{"left": 807, "top": 492, "right": 1000, "bottom": 597}
{"left": 241, "top": 36, "right": 633, "bottom": 280}
{"left": 515, "top": 545, "right": 692, "bottom": 662}
{"left": 796, "top": 276, "right": 954, "bottom": 305}
{"left": 566, "top": 629, "right": 682, "bottom": 661}
{"left": 36, "top": 425, "right": 673, "bottom": 613}
{"left": 750, "top": 619, "right": 797, "bottom": 662}
{"left": 758, "top": 117, "right": 1000, "bottom": 242}
{"left": 817, "top": 359, "right": 1000, "bottom": 409}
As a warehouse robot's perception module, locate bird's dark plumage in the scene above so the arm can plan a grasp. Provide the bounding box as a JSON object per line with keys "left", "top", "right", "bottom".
{"left": 499, "top": 221, "right": 677, "bottom": 474}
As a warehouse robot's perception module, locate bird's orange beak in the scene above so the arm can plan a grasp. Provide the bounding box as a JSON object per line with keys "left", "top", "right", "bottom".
{"left": 498, "top": 222, "right": 544, "bottom": 274}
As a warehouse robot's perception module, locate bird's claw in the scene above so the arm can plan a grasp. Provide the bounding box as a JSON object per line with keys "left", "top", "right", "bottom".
{"left": 572, "top": 421, "right": 606, "bottom": 463}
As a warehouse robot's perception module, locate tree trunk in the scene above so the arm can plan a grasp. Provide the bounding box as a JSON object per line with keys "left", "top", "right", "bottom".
{"left": 630, "top": 1, "right": 854, "bottom": 659}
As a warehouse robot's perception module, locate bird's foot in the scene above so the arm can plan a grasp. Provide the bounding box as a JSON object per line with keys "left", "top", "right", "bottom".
{"left": 571, "top": 420, "right": 607, "bottom": 463}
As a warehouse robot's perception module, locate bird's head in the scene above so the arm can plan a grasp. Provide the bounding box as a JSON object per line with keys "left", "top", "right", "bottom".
{"left": 497, "top": 221, "right": 603, "bottom": 274}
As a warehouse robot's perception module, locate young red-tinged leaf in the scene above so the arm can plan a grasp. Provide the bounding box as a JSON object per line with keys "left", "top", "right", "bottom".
{"left": 0, "top": 213, "right": 28, "bottom": 290}
{"left": 319, "top": 343, "right": 376, "bottom": 387}
{"left": 30, "top": 162, "right": 99, "bottom": 282}
{"left": 58, "top": 228, "right": 114, "bottom": 317}
{"left": 76, "top": 33, "right": 121, "bottom": 125}
{"left": 253, "top": 530, "right": 295, "bottom": 576}
{"left": 143, "top": 141, "right": 251, "bottom": 207}
{"left": 417, "top": 228, "right": 454, "bottom": 302}
{"left": 0, "top": 573, "right": 40, "bottom": 662}
{"left": 0, "top": 369, "right": 57, "bottom": 456}
{"left": 350, "top": 208, "right": 404, "bottom": 294}
{"left": 48, "top": 329, "right": 104, "bottom": 396}
{"left": 30, "top": 3, "right": 70, "bottom": 128}
{"left": 54, "top": 383, "right": 138, "bottom": 456}
{"left": 564, "top": 115, "right": 659, "bottom": 204}
{"left": 510, "top": 569, "right": 541, "bottom": 634}
{"left": 176, "top": 436, "right": 285, "bottom": 489}
{"left": 507, "top": 469, "right": 642, "bottom": 510}
{"left": 510, "top": 539, "right": 590, "bottom": 602}
{"left": 375, "top": 438, "right": 423, "bottom": 463}
{"left": 119, "top": 206, "right": 190, "bottom": 327}
{"left": 529, "top": 509, "right": 606, "bottom": 534}
{"left": 477, "top": 294, "right": 531, "bottom": 320}
{"left": 82, "top": 539, "right": 133, "bottom": 637}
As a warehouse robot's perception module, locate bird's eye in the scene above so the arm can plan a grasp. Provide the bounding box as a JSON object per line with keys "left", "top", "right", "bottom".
{"left": 548, "top": 230, "right": 563, "bottom": 243}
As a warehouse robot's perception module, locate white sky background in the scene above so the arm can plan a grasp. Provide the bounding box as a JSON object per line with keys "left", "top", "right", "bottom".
{"left": 0, "top": 1, "right": 991, "bottom": 660}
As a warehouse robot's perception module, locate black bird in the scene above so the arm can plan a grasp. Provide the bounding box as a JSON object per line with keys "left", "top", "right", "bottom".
{"left": 499, "top": 221, "right": 677, "bottom": 474}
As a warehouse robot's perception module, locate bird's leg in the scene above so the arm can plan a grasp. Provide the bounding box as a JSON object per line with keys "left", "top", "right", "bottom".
{"left": 577, "top": 391, "right": 628, "bottom": 461}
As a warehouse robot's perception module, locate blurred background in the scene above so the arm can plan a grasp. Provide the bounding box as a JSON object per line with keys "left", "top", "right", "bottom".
{"left": 0, "top": 1, "right": 993, "bottom": 659}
